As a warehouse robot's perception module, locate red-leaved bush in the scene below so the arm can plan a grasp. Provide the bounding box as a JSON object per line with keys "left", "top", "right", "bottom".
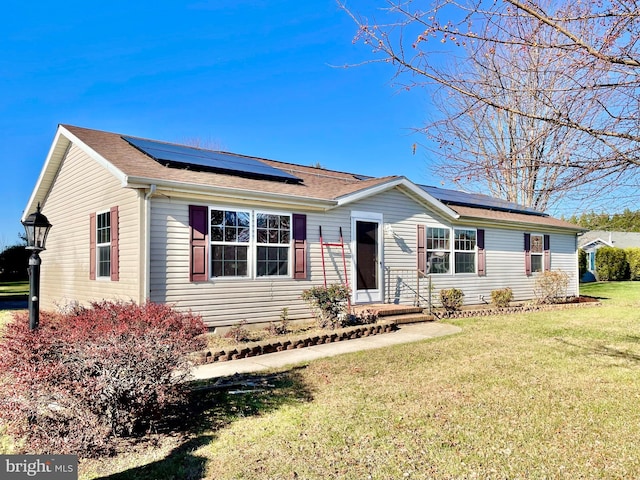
{"left": 0, "top": 301, "right": 207, "bottom": 457}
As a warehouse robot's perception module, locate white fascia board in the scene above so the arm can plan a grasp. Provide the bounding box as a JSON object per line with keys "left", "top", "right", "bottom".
{"left": 580, "top": 239, "right": 611, "bottom": 249}
{"left": 23, "top": 125, "right": 129, "bottom": 220}
{"left": 58, "top": 125, "right": 128, "bottom": 186}
{"left": 125, "top": 175, "right": 338, "bottom": 210}
{"left": 335, "top": 177, "right": 460, "bottom": 219}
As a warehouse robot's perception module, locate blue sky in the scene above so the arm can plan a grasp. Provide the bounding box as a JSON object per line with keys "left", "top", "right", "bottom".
{"left": 1, "top": 0, "right": 443, "bottom": 246}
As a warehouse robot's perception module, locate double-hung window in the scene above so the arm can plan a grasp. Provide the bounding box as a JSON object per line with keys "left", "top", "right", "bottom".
{"left": 96, "top": 212, "right": 111, "bottom": 278}
{"left": 210, "top": 209, "right": 250, "bottom": 277}
{"left": 454, "top": 229, "right": 476, "bottom": 274}
{"left": 256, "top": 213, "right": 290, "bottom": 276}
{"left": 209, "top": 208, "right": 291, "bottom": 278}
{"left": 426, "top": 227, "right": 450, "bottom": 274}
{"left": 530, "top": 234, "right": 544, "bottom": 273}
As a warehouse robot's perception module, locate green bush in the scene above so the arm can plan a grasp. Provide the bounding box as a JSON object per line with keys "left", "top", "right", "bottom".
{"left": 439, "top": 288, "right": 464, "bottom": 312}
{"left": 534, "top": 270, "right": 569, "bottom": 304}
{"left": 491, "top": 288, "right": 513, "bottom": 308}
{"left": 625, "top": 248, "right": 640, "bottom": 281}
{"left": 595, "top": 247, "right": 629, "bottom": 281}
{"left": 301, "top": 284, "right": 351, "bottom": 329}
{"left": 578, "top": 248, "right": 588, "bottom": 278}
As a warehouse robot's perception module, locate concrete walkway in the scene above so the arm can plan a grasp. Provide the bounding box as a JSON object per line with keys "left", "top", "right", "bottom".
{"left": 191, "top": 321, "right": 462, "bottom": 380}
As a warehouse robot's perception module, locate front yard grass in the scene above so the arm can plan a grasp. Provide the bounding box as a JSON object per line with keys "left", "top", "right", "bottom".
{"left": 45, "top": 283, "right": 640, "bottom": 477}
{"left": 0, "top": 281, "right": 28, "bottom": 299}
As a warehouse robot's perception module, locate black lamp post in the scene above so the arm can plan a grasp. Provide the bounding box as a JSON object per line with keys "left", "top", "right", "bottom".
{"left": 21, "top": 203, "right": 52, "bottom": 330}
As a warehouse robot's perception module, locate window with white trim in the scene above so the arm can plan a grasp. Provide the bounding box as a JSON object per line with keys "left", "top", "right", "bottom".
{"left": 426, "top": 227, "right": 450, "bottom": 274}
{"left": 209, "top": 208, "right": 291, "bottom": 278}
{"left": 256, "top": 213, "right": 290, "bottom": 276}
{"left": 96, "top": 212, "right": 111, "bottom": 278}
{"left": 210, "top": 209, "right": 250, "bottom": 277}
{"left": 454, "top": 229, "right": 476, "bottom": 274}
{"left": 530, "top": 234, "right": 544, "bottom": 273}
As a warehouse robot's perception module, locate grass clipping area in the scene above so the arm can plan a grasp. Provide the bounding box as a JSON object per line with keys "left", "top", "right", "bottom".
{"left": 58, "top": 283, "right": 640, "bottom": 478}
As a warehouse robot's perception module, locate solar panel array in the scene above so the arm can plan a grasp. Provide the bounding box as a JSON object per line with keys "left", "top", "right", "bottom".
{"left": 122, "top": 136, "right": 302, "bottom": 183}
{"left": 420, "top": 185, "right": 547, "bottom": 216}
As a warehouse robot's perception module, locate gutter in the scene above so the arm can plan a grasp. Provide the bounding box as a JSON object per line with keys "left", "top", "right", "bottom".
{"left": 124, "top": 175, "right": 337, "bottom": 211}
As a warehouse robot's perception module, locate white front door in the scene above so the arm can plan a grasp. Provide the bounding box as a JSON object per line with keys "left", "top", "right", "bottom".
{"left": 351, "top": 212, "right": 383, "bottom": 303}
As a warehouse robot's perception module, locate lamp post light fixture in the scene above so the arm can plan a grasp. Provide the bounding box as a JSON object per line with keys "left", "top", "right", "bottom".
{"left": 21, "top": 203, "right": 52, "bottom": 330}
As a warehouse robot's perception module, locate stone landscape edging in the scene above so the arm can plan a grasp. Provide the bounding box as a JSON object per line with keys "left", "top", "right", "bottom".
{"left": 191, "top": 299, "right": 601, "bottom": 366}
{"left": 191, "top": 321, "right": 399, "bottom": 366}
{"left": 436, "top": 298, "right": 601, "bottom": 319}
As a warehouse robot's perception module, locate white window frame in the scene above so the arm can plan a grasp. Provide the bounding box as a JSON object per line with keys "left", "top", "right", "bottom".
{"left": 255, "top": 211, "right": 292, "bottom": 278}
{"left": 209, "top": 207, "right": 252, "bottom": 279}
{"left": 453, "top": 228, "right": 477, "bottom": 274}
{"left": 426, "top": 226, "right": 451, "bottom": 275}
{"left": 208, "top": 207, "right": 292, "bottom": 280}
{"left": 96, "top": 210, "right": 111, "bottom": 279}
{"left": 530, "top": 233, "right": 544, "bottom": 273}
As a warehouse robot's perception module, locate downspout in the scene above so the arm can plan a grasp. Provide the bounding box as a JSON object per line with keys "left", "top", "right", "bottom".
{"left": 144, "top": 185, "right": 157, "bottom": 301}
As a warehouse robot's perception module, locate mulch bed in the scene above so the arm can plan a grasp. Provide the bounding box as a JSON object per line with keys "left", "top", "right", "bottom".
{"left": 191, "top": 297, "right": 601, "bottom": 365}
{"left": 436, "top": 295, "right": 601, "bottom": 319}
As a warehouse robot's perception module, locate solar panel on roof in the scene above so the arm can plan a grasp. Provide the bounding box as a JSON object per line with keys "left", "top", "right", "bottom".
{"left": 420, "top": 185, "right": 546, "bottom": 216}
{"left": 122, "top": 136, "right": 302, "bottom": 183}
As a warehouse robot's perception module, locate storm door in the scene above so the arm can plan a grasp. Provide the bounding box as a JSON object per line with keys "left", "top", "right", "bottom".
{"left": 352, "top": 212, "right": 383, "bottom": 303}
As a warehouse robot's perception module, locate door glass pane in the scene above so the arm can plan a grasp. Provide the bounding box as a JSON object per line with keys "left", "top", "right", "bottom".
{"left": 356, "top": 221, "right": 378, "bottom": 290}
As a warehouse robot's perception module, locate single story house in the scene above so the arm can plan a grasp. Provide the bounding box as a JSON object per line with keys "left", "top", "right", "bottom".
{"left": 24, "top": 125, "right": 585, "bottom": 329}
{"left": 579, "top": 230, "right": 640, "bottom": 281}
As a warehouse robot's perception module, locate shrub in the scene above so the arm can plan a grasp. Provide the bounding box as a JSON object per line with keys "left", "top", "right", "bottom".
{"left": 224, "top": 320, "right": 250, "bottom": 342}
{"left": 301, "top": 284, "right": 350, "bottom": 329}
{"left": 595, "top": 246, "right": 629, "bottom": 281}
{"left": 491, "top": 288, "right": 513, "bottom": 308}
{"left": 533, "top": 270, "right": 570, "bottom": 304}
{"left": 439, "top": 288, "right": 464, "bottom": 312}
{"left": 0, "top": 301, "right": 206, "bottom": 457}
{"left": 267, "top": 308, "right": 290, "bottom": 336}
{"left": 578, "top": 248, "right": 588, "bottom": 278}
{"left": 625, "top": 248, "right": 640, "bottom": 281}
{"left": 346, "top": 308, "right": 379, "bottom": 326}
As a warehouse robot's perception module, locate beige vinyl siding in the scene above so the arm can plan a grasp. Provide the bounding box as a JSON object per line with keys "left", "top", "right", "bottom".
{"left": 348, "top": 188, "right": 446, "bottom": 306}
{"left": 342, "top": 189, "right": 580, "bottom": 307}
{"left": 150, "top": 197, "right": 331, "bottom": 327}
{"left": 149, "top": 190, "right": 447, "bottom": 327}
{"left": 149, "top": 188, "right": 579, "bottom": 327}
{"left": 38, "top": 143, "right": 142, "bottom": 310}
{"left": 428, "top": 228, "right": 579, "bottom": 305}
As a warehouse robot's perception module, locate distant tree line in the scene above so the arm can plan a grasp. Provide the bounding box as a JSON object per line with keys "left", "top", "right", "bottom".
{"left": 0, "top": 239, "right": 28, "bottom": 282}
{"left": 566, "top": 209, "right": 640, "bottom": 233}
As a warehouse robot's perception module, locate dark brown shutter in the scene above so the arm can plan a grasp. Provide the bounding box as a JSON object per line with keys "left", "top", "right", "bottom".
{"left": 477, "top": 228, "right": 486, "bottom": 276}
{"left": 417, "top": 224, "right": 426, "bottom": 274}
{"left": 189, "top": 205, "right": 208, "bottom": 282}
{"left": 524, "top": 233, "right": 532, "bottom": 276}
{"left": 292, "top": 214, "right": 307, "bottom": 279}
{"left": 544, "top": 234, "right": 551, "bottom": 271}
{"left": 89, "top": 212, "right": 96, "bottom": 280}
{"left": 110, "top": 206, "right": 119, "bottom": 281}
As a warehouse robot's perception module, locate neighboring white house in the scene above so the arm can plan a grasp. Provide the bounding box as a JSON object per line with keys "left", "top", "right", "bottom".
{"left": 579, "top": 230, "right": 640, "bottom": 281}
{"left": 23, "top": 125, "right": 585, "bottom": 329}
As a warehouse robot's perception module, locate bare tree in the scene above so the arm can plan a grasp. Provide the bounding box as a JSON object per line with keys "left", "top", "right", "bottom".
{"left": 424, "top": 6, "right": 621, "bottom": 210}
{"left": 342, "top": 0, "right": 640, "bottom": 208}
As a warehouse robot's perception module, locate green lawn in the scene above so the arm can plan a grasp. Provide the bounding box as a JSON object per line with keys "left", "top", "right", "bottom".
{"left": 0, "top": 281, "right": 28, "bottom": 299}
{"left": 21, "top": 283, "right": 640, "bottom": 478}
